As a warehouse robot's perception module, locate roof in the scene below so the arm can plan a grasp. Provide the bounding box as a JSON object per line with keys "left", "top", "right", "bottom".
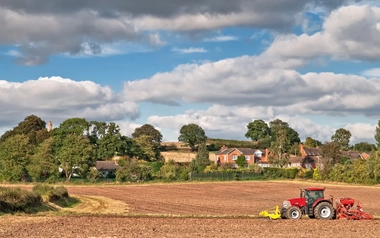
{"left": 215, "top": 148, "right": 256, "bottom": 155}
{"left": 361, "top": 152, "right": 370, "bottom": 159}
{"left": 341, "top": 151, "right": 361, "bottom": 159}
{"left": 289, "top": 156, "right": 303, "bottom": 164}
{"left": 303, "top": 156, "right": 318, "bottom": 163}
{"left": 95, "top": 161, "right": 121, "bottom": 171}
{"left": 304, "top": 148, "right": 321, "bottom": 156}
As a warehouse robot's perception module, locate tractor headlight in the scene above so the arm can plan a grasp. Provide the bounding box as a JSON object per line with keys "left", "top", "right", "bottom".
{"left": 283, "top": 200, "right": 291, "bottom": 208}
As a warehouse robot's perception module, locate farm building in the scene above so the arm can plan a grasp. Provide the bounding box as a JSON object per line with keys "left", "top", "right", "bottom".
{"left": 95, "top": 161, "right": 121, "bottom": 178}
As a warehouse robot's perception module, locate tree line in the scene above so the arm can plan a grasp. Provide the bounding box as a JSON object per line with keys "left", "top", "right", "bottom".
{"left": 1, "top": 114, "right": 380, "bottom": 184}
{"left": 0, "top": 115, "right": 208, "bottom": 182}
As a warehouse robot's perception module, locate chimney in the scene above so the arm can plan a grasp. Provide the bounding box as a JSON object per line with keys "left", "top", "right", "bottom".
{"left": 265, "top": 148, "right": 269, "bottom": 161}
{"left": 299, "top": 143, "right": 305, "bottom": 156}
{"left": 47, "top": 121, "right": 53, "bottom": 132}
{"left": 221, "top": 145, "right": 227, "bottom": 152}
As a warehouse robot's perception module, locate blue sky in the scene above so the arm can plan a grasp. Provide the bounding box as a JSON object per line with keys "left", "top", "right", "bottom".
{"left": 1, "top": 0, "right": 380, "bottom": 144}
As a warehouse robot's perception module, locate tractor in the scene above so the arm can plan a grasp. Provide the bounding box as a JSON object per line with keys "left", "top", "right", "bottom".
{"left": 280, "top": 187, "right": 335, "bottom": 220}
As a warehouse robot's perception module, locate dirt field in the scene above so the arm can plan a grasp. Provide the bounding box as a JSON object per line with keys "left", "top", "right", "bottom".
{"left": 1, "top": 180, "right": 380, "bottom": 237}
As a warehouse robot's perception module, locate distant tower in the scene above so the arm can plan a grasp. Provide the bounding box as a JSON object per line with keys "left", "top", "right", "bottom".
{"left": 47, "top": 121, "right": 53, "bottom": 132}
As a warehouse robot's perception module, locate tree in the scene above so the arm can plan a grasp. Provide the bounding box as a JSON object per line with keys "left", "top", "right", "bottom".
{"left": 375, "top": 120, "right": 380, "bottom": 149}
{"left": 320, "top": 141, "right": 342, "bottom": 179}
{"left": 236, "top": 155, "right": 247, "bottom": 168}
{"left": 190, "top": 143, "right": 210, "bottom": 172}
{"left": 304, "top": 137, "right": 321, "bottom": 148}
{"left": 0, "top": 135, "right": 32, "bottom": 181}
{"left": 178, "top": 123, "right": 207, "bottom": 151}
{"left": 367, "top": 150, "right": 380, "bottom": 183}
{"left": 133, "top": 135, "right": 161, "bottom": 161}
{"left": 353, "top": 142, "right": 375, "bottom": 152}
{"left": 51, "top": 118, "right": 90, "bottom": 154}
{"left": 132, "top": 124, "right": 162, "bottom": 145}
{"left": 245, "top": 120, "right": 270, "bottom": 141}
{"left": 116, "top": 158, "right": 153, "bottom": 182}
{"left": 290, "top": 142, "right": 300, "bottom": 156}
{"left": 0, "top": 114, "right": 48, "bottom": 145}
{"left": 269, "top": 119, "right": 300, "bottom": 152}
{"left": 56, "top": 134, "right": 94, "bottom": 181}
{"left": 321, "top": 142, "right": 342, "bottom": 165}
{"left": 93, "top": 122, "right": 125, "bottom": 159}
{"left": 132, "top": 124, "right": 162, "bottom": 161}
{"left": 269, "top": 128, "right": 290, "bottom": 167}
{"left": 27, "top": 137, "right": 57, "bottom": 181}
{"left": 331, "top": 128, "right": 351, "bottom": 151}
{"left": 269, "top": 119, "right": 289, "bottom": 141}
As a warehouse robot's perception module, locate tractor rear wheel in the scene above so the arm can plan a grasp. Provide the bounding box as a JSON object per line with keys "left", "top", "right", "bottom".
{"left": 314, "top": 202, "right": 334, "bottom": 220}
{"left": 286, "top": 206, "right": 302, "bottom": 219}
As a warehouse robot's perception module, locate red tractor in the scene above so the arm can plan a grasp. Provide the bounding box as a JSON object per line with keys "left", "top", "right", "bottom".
{"left": 281, "top": 187, "right": 335, "bottom": 220}
{"left": 280, "top": 187, "right": 373, "bottom": 220}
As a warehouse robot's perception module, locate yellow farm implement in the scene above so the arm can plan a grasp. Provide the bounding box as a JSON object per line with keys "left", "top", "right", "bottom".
{"left": 259, "top": 206, "right": 281, "bottom": 220}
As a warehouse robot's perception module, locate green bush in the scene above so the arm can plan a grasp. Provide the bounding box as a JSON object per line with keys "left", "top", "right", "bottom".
{"left": 87, "top": 169, "right": 103, "bottom": 180}
{"left": 32, "top": 184, "right": 54, "bottom": 195}
{"left": 263, "top": 167, "right": 283, "bottom": 178}
{"left": 32, "top": 184, "right": 69, "bottom": 202}
{"left": 0, "top": 187, "right": 42, "bottom": 213}
{"left": 236, "top": 155, "right": 247, "bottom": 168}
{"left": 46, "top": 186, "right": 69, "bottom": 202}
{"left": 148, "top": 161, "right": 165, "bottom": 172}
{"left": 313, "top": 168, "right": 322, "bottom": 180}
{"left": 297, "top": 169, "right": 314, "bottom": 179}
{"left": 262, "top": 167, "right": 298, "bottom": 179}
{"left": 284, "top": 168, "right": 299, "bottom": 179}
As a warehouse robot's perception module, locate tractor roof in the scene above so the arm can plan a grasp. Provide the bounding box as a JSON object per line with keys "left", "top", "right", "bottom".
{"left": 305, "top": 187, "right": 325, "bottom": 191}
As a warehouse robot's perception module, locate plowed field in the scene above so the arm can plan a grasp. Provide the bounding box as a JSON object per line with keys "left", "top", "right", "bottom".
{"left": 1, "top": 180, "right": 380, "bottom": 237}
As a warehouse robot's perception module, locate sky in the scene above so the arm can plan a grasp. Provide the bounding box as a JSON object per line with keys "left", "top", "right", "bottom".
{"left": 1, "top": 0, "right": 380, "bottom": 145}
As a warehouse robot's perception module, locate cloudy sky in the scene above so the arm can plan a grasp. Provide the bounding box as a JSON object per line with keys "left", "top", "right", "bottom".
{"left": 1, "top": 0, "right": 380, "bottom": 144}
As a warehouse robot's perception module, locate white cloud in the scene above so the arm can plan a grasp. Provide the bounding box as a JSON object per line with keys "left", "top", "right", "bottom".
{"left": 204, "top": 35, "right": 238, "bottom": 42}
{"left": 149, "top": 33, "right": 166, "bottom": 46}
{"left": 172, "top": 47, "right": 207, "bottom": 54}
{"left": 344, "top": 123, "right": 376, "bottom": 143}
{"left": 361, "top": 68, "right": 380, "bottom": 77}
{"left": 146, "top": 104, "right": 377, "bottom": 144}
{"left": 0, "top": 76, "right": 139, "bottom": 128}
{"left": 123, "top": 55, "right": 380, "bottom": 117}
{"left": 4, "top": 49, "right": 21, "bottom": 57}
{"left": 264, "top": 5, "right": 380, "bottom": 61}
{"left": 146, "top": 104, "right": 379, "bottom": 143}
{"left": 115, "top": 121, "right": 142, "bottom": 137}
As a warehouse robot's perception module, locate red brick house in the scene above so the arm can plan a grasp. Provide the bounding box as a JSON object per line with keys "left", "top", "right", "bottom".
{"left": 214, "top": 146, "right": 269, "bottom": 167}
{"left": 299, "top": 144, "right": 322, "bottom": 169}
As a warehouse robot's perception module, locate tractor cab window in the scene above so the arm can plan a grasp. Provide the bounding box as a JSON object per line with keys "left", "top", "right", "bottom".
{"left": 305, "top": 190, "right": 324, "bottom": 204}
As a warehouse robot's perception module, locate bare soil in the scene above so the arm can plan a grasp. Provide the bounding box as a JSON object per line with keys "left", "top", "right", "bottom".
{"left": 1, "top": 180, "right": 380, "bottom": 237}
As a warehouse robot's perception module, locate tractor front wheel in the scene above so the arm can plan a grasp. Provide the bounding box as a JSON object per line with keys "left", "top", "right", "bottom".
{"left": 286, "top": 206, "right": 302, "bottom": 219}
{"left": 314, "top": 202, "right": 334, "bottom": 220}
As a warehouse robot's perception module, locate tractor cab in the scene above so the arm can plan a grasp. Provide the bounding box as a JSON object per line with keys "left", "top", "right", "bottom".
{"left": 281, "top": 187, "right": 334, "bottom": 220}
{"left": 302, "top": 188, "right": 325, "bottom": 206}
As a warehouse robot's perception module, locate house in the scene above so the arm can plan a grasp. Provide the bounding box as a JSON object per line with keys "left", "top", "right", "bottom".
{"left": 360, "top": 152, "right": 371, "bottom": 160}
{"left": 341, "top": 151, "right": 361, "bottom": 161}
{"left": 214, "top": 145, "right": 269, "bottom": 167}
{"left": 288, "top": 156, "right": 304, "bottom": 168}
{"left": 95, "top": 161, "right": 121, "bottom": 178}
{"left": 299, "top": 144, "right": 321, "bottom": 169}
